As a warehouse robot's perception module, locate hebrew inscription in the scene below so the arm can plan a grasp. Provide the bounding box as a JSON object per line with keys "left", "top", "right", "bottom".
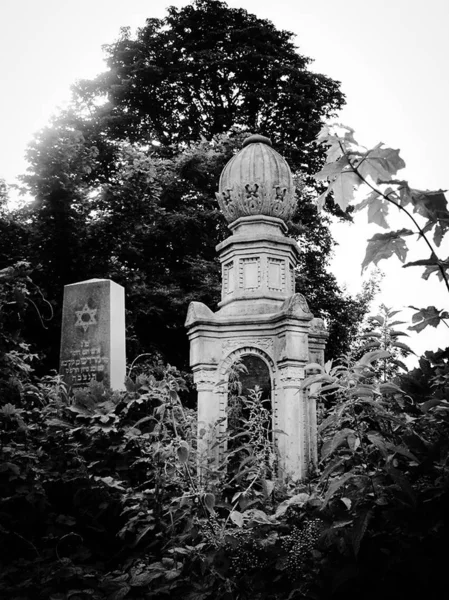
{"left": 61, "top": 339, "right": 109, "bottom": 385}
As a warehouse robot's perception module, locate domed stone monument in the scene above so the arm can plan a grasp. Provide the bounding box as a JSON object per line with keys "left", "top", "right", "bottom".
{"left": 185, "top": 134, "right": 327, "bottom": 481}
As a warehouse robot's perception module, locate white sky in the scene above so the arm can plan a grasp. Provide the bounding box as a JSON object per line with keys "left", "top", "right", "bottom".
{"left": 1, "top": 0, "right": 448, "bottom": 362}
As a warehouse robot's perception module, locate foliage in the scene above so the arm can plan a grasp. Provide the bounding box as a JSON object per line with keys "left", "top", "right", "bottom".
{"left": 299, "top": 349, "right": 449, "bottom": 598}
{"left": 314, "top": 123, "right": 449, "bottom": 331}
{"left": 0, "top": 346, "right": 448, "bottom": 599}
{"left": 0, "top": 179, "right": 28, "bottom": 268}
{"left": 354, "top": 304, "right": 413, "bottom": 381}
{"left": 0, "top": 262, "right": 49, "bottom": 404}
{"left": 11, "top": 0, "right": 374, "bottom": 372}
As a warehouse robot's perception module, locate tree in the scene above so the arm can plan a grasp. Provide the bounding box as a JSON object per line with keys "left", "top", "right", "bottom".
{"left": 19, "top": 0, "right": 373, "bottom": 370}
{"left": 0, "top": 179, "right": 27, "bottom": 268}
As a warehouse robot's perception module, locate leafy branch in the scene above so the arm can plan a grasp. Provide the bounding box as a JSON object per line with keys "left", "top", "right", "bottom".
{"left": 314, "top": 124, "right": 449, "bottom": 331}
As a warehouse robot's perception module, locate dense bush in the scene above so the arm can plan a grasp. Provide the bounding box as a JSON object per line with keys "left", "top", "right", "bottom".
{"left": 0, "top": 349, "right": 448, "bottom": 599}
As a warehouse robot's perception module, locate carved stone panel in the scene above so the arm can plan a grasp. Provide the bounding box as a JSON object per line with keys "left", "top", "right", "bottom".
{"left": 193, "top": 368, "right": 218, "bottom": 391}
{"left": 239, "top": 257, "right": 261, "bottom": 290}
{"left": 223, "top": 261, "right": 235, "bottom": 295}
{"left": 267, "top": 258, "right": 285, "bottom": 291}
{"left": 278, "top": 366, "right": 305, "bottom": 385}
{"left": 222, "top": 337, "right": 274, "bottom": 355}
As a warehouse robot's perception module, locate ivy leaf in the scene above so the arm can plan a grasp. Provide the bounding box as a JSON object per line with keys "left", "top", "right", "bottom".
{"left": 408, "top": 306, "right": 449, "bottom": 332}
{"left": 361, "top": 229, "right": 413, "bottom": 272}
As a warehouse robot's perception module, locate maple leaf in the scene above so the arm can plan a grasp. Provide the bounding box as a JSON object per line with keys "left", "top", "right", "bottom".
{"left": 403, "top": 255, "right": 449, "bottom": 281}
{"left": 408, "top": 306, "right": 449, "bottom": 332}
{"left": 353, "top": 189, "right": 382, "bottom": 213}
{"left": 329, "top": 170, "right": 361, "bottom": 211}
{"left": 367, "top": 198, "right": 389, "bottom": 229}
{"left": 314, "top": 156, "right": 351, "bottom": 181}
{"left": 351, "top": 145, "right": 406, "bottom": 184}
{"left": 361, "top": 229, "right": 413, "bottom": 273}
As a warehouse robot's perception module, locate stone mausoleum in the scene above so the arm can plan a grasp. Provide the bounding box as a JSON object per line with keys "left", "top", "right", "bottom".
{"left": 185, "top": 134, "right": 328, "bottom": 481}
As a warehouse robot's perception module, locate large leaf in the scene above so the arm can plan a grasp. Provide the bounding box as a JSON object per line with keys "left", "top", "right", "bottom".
{"left": 275, "top": 493, "right": 310, "bottom": 518}
{"left": 352, "top": 510, "right": 372, "bottom": 557}
{"left": 361, "top": 229, "right": 413, "bottom": 272}
{"left": 321, "top": 428, "right": 355, "bottom": 460}
{"left": 403, "top": 255, "right": 449, "bottom": 282}
{"left": 367, "top": 198, "right": 389, "bottom": 228}
{"left": 323, "top": 473, "right": 357, "bottom": 506}
{"left": 299, "top": 373, "right": 334, "bottom": 391}
{"left": 386, "top": 465, "right": 416, "bottom": 506}
{"left": 356, "top": 145, "right": 405, "bottom": 183}
{"left": 329, "top": 170, "right": 361, "bottom": 211}
{"left": 314, "top": 155, "right": 351, "bottom": 181}
{"left": 230, "top": 510, "right": 244, "bottom": 527}
{"left": 408, "top": 306, "right": 449, "bottom": 332}
{"left": 176, "top": 441, "right": 190, "bottom": 463}
{"left": 357, "top": 350, "right": 391, "bottom": 366}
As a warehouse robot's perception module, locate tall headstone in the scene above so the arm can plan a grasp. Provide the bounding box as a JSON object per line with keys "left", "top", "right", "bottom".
{"left": 185, "top": 135, "right": 328, "bottom": 482}
{"left": 60, "top": 279, "right": 126, "bottom": 391}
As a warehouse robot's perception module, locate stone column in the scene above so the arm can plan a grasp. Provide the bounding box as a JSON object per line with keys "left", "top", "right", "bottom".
{"left": 193, "top": 368, "right": 220, "bottom": 481}
{"left": 277, "top": 365, "right": 308, "bottom": 481}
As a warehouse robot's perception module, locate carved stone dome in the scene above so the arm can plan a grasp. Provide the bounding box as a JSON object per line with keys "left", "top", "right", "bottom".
{"left": 215, "top": 134, "right": 296, "bottom": 224}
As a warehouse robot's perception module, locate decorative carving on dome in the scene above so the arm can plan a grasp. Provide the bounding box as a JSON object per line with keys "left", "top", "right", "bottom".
{"left": 216, "top": 135, "right": 296, "bottom": 224}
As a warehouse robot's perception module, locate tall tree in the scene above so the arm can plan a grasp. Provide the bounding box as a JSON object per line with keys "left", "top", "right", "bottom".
{"left": 20, "top": 0, "right": 373, "bottom": 370}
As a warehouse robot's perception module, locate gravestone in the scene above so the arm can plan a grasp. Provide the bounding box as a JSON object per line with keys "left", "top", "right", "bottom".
{"left": 60, "top": 279, "right": 126, "bottom": 391}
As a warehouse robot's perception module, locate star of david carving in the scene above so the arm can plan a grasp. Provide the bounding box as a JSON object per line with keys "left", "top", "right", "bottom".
{"left": 75, "top": 303, "right": 98, "bottom": 332}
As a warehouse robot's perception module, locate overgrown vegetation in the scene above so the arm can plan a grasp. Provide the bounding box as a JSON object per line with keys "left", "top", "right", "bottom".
{"left": 1, "top": 346, "right": 448, "bottom": 599}
{"left": 1, "top": 3, "right": 449, "bottom": 598}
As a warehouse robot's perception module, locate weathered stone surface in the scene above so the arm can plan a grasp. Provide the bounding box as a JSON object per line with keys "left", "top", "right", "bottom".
{"left": 187, "top": 135, "right": 328, "bottom": 482}
{"left": 216, "top": 135, "right": 296, "bottom": 224}
{"left": 60, "top": 279, "right": 126, "bottom": 391}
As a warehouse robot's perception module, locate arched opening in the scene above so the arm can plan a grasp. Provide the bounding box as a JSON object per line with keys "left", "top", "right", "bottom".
{"left": 226, "top": 353, "right": 274, "bottom": 480}
{"left": 238, "top": 354, "right": 272, "bottom": 400}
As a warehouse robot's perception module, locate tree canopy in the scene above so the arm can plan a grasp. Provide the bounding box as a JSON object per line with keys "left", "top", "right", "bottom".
{"left": 6, "top": 0, "right": 374, "bottom": 372}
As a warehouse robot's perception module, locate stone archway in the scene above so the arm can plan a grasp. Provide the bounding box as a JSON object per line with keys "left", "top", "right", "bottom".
{"left": 217, "top": 346, "right": 277, "bottom": 455}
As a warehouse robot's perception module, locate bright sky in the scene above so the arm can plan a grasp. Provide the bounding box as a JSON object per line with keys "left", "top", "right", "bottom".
{"left": 1, "top": 0, "right": 448, "bottom": 363}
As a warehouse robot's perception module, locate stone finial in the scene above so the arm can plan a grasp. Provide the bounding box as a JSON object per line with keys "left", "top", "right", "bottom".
{"left": 215, "top": 134, "right": 296, "bottom": 224}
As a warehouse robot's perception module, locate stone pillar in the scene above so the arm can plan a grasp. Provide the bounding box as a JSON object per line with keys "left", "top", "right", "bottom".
{"left": 193, "top": 368, "right": 221, "bottom": 479}
{"left": 60, "top": 278, "right": 126, "bottom": 391}
{"left": 277, "top": 365, "right": 308, "bottom": 481}
{"left": 186, "top": 134, "right": 328, "bottom": 482}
